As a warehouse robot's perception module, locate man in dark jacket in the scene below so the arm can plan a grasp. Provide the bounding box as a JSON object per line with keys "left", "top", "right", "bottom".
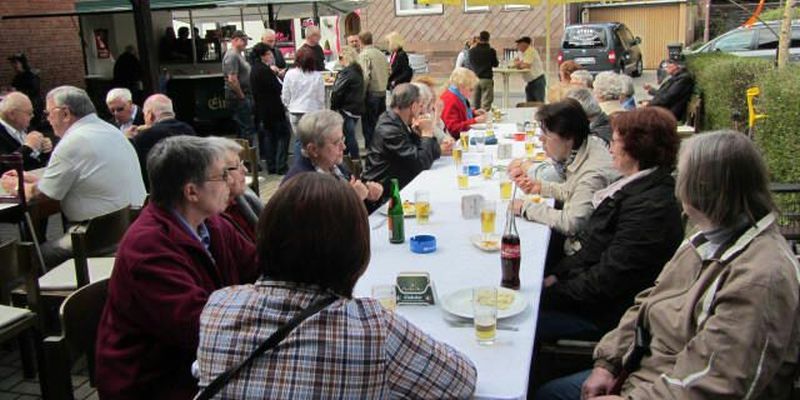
{"left": 331, "top": 46, "right": 365, "bottom": 160}
{"left": 362, "top": 83, "right": 440, "bottom": 197}
{"left": 260, "top": 29, "right": 287, "bottom": 76}
{"left": 0, "top": 92, "right": 52, "bottom": 172}
{"left": 467, "top": 31, "right": 498, "bottom": 110}
{"left": 300, "top": 26, "right": 326, "bottom": 71}
{"left": 129, "top": 94, "right": 196, "bottom": 189}
{"left": 96, "top": 136, "right": 258, "bottom": 400}
{"left": 250, "top": 43, "right": 291, "bottom": 174}
{"left": 644, "top": 58, "right": 694, "bottom": 121}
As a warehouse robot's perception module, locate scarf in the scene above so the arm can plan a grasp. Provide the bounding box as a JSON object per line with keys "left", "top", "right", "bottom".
{"left": 448, "top": 85, "right": 473, "bottom": 119}
{"left": 553, "top": 148, "right": 579, "bottom": 180}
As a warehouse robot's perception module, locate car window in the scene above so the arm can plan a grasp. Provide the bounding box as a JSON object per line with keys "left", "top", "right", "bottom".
{"left": 619, "top": 27, "right": 636, "bottom": 45}
{"left": 713, "top": 29, "right": 755, "bottom": 52}
{"left": 563, "top": 27, "right": 607, "bottom": 49}
{"left": 756, "top": 27, "right": 800, "bottom": 49}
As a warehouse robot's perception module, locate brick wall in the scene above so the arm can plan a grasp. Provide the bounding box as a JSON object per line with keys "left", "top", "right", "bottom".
{"left": 360, "top": 0, "right": 565, "bottom": 75}
{"left": 0, "top": 0, "right": 86, "bottom": 95}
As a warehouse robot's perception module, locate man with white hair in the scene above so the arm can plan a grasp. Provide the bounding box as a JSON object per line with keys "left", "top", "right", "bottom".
{"left": 300, "top": 25, "right": 326, "bottom": 71}
{"left": 260, "top": 29, "right": 287, "bottom": 77}
{"left": 129, "top": 94, "right": 196, "bottom": 189}
{"left": 106, "top": 87, "right": 144, "bottom": 133}
{"left": 0, "top": 91, "right": 53, "bottom": 171}
{"left": 1, "top": 85, "right": 146, "bottom": 267}
{"left": 592, "top": 71, "right": 626, "bottom": 116}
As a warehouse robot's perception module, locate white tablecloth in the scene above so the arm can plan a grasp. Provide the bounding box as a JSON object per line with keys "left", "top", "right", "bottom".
{"left": 354, "top": 124, "right": 549, "bottom": 399}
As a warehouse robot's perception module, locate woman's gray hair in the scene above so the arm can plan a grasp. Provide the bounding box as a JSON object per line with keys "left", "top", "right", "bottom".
{"left": 676, "top": 130, "right": 775, "bottom": 229}
{"left": 339, "top": 46, "right": 359, "bottom": 65}
{"left": 297, "top": 110, "right": 344, "bottom": 155}
{"left": 565, "top": 87, "right": 602, "bottom": 118}
{"left": 46, "top": 86, "right": 96, "bottom": 118}
{"left": 570, "top": 69, "right": 593, "bottom": 88}
{"left": 618, "top": 74, "right": 635, "bottom": 97}
{"left": 147, "top": 136, "right": 228, "bottom": 209}
{"left": 206, "top": 136, "right": 243, "bottom": 156}
{"left": 592, "top": 72, "right": 624, "bottom": 101}
{"left": 411, "top": 82, "right": 433, "bottom": 108}
{"left": 106, "top": 88, "right": 132, "bottom": 104}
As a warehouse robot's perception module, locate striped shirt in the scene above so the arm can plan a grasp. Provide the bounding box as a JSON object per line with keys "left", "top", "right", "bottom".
{"left": 197, "top": 279, "right": 477, "bottom": 399}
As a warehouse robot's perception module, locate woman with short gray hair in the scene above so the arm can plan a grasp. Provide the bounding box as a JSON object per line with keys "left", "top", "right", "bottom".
{"left": 208, "top": 136, "right": 263, "bottom": 243}
{"left": 283, "top": 110, "right": 383, "bottom": 202}
{"left": 569, "top": 69, "right": 593, "bottom": 88}
{"left": 539, "top": 130, "right": 800, "bottom": 400}
{"left": 592, "top": 71, "right": 625, "bottom": 116}
{"left": 566, "top": 87, "right": 611, "bottom": 144}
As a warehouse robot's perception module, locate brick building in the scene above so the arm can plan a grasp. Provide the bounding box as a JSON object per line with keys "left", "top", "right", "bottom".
{"left": 0, "top": 0, "right": 85, "bottom": 95}
{"left": 359, "top": 0, "right": 572, "bottom": 75}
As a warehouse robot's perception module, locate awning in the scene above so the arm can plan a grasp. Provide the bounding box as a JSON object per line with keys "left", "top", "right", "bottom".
{"left": 74, "top": 0, "right": 221, "bottom": 14}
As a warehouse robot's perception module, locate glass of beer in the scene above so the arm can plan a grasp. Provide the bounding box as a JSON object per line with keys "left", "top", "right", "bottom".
{"left": 414, "top": 190, "right": 430, "bottom": 225}
{"left": 452, "top": 147, "right": 463, "bottom": 165}
{"left": 525, "top": 136, "right": 535, "bottom": 158}
{"left": 481, "top": 153, "right": 494, "bottom": 180}
{"left": 460, "top": 132, "right": 470, "bottom": 152}
{"left": 457, "top": 164, "right": 469, "bottom": 190}
{"left": 481, "top": 200, "right": 496, "bottom": 239}
{"left": 473, "top": 286, "right": 497, "bottom": 345}
{"left": 372, "top": 285, "right": 397, "bottom": 312}
{"left": 500, "top": 179, "right": 512, "bottom": 200}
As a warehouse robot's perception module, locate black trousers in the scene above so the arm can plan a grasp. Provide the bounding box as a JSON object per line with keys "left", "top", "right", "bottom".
{"left": 525, "top": 75, "right": 547, "bottom": 102}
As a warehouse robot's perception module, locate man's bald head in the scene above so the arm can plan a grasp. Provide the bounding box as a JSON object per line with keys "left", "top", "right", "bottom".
{"left": 143, "top": 94, "right": 175, "bottom": 125}
{"left": 0, "top": 92, "right": 34, "bottom": 131}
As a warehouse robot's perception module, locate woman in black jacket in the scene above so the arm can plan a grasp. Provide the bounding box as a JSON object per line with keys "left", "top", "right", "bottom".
{"left": 250, "top": 43, "right": 291, "bottom": 174}
{"left": 536, "top": 107, "right": 684, "bottom": 342}
{"left": 330, "top": 46, "right": 365, "bottom": 160}
{"left": 386, "top": 32, "right": 413, "bottom": 91}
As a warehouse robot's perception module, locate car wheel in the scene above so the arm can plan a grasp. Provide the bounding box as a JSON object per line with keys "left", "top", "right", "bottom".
{"left": 632, "top": 58, "right": 643, "bottom": 77}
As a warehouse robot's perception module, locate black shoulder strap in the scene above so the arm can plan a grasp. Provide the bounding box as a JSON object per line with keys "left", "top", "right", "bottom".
{"left": 195, "top": 295, "right": 338, "bottom": 400}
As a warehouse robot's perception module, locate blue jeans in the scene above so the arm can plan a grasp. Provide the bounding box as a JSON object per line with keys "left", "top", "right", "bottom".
{"left": 340, "top": 112, "right": 360, "bottom": 159}
{"left": 536, "top": 310, "right": 602, "bottom": 343}
{"left": 363, "top": 93, "right": 385, "bottom": 148}
{"left": 289, "top": 113, "right": 304, "bottom": 158}
{"left": 259, "top": 118, "right": 291, "bottom": 174}
{"left": 534, "top": 369, "right": 590, "bottom": 400}
{"left": 227, "top": 95, "right": 256, "bottom": 143}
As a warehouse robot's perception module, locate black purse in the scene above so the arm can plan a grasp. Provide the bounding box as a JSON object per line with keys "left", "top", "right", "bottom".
{"left": 195, "top": 295, "right": 338, "bottom": 400}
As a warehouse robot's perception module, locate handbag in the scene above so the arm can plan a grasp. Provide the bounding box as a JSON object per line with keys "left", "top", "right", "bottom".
{"left": 195, "top": 295, "right": 338, "bottom": 400}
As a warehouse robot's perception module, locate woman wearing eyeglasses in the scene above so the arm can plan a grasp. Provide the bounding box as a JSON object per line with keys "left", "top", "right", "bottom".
{"left": 210, "top": 137, "right": 263, "bottom": 243}
{"left": 283, "top": 110, "right": 382, "bottom": 203}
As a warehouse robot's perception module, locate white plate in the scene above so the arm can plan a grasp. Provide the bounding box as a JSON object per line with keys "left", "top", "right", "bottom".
{"left": 470, "top": 234, "right": 501, "bottom": 252}
{"left": 441, "top": 287, "right": 528, "bottom": 319}
{"left": 377, "top": 202, "right": 430, "bottom": 218}
{"left": 470, "top": 123, "right": 487, "bottom": 130}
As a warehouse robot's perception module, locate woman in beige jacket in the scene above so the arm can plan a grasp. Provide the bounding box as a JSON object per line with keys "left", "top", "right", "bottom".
{"left": 509, "top": 99, "right": 617, "bottom": 253}
{"left": 535, "top": 131, "right": 800, "bottom": 400}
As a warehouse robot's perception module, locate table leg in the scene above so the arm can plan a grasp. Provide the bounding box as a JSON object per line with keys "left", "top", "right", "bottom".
{"left": 503, "top": 73, "right": 510, "bottom": 108}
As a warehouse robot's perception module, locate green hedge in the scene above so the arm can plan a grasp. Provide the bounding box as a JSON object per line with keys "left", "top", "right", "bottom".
{"left": 685, "top": 53, "right": 773, "bottom": 132}
{"left": 760, "top": 7, "right": 799, "bottom": 22}
{"left": 686, "top": 54, "right": 800, "bottom": 185}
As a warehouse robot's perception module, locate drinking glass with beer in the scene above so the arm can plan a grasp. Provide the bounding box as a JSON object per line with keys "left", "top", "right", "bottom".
{"left": 473, "top": 286, "right": 497, "bottom": 345}
{"left": 480, "top": 153, "right": 494, "bottom": 180}
{"left": 457, "top": 164, "right": 469, "bottom": 189}
{"left": 481, "top": 200, "right": 496, "bottom": 240}
{"left": 414, "top": 190, "right": 430, "bottom": 225}
{"left": 372, "top": 285, "right": 397, "bottom": 312}
{"left": 500, "top": 178, "right": 512, "bottom": 200}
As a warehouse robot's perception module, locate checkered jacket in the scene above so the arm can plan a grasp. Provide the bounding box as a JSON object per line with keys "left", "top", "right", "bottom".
{"left": 197, "top": 279, "right": 477, "bottom": 399}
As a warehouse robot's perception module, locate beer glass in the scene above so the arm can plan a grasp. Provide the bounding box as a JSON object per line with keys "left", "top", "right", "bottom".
{"left": 372, "top": 285, "right": 397, "bottom": 312}
{"left": 414, "top": 190, "right": 430, "bottom": 225}
{"left": 473, "top": 286, "right": 497, "bottom": 345}
{"left": 481, "top": 200, "right": 496, "bottom": 239}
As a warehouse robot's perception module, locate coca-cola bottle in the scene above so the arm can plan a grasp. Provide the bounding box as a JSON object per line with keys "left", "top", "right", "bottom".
{"left": 501, "top": 208, "right": 521, "bottom": 290}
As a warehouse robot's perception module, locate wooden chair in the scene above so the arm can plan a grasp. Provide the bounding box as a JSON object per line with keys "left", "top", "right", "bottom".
{"left": 0, "top": 240, "right": 43, "bottom": 379}
{"left": 234, "top": 138, "right": 261, "bottom": 196}
{"left": 677, "top": 93, "right": 703, "bottom": 137}
{"left": 770, "top": 183, "right": 800, "bottom": 243}
{"left": 532, "top": 339, "right": 596, "bottom": 391}
{"left": 40, "top": 279, "right": 108, "bottom": 400}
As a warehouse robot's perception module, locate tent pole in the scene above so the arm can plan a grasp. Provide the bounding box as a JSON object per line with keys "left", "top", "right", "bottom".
{"left": 545, "top": 0, "right": 551, "bottom": 100}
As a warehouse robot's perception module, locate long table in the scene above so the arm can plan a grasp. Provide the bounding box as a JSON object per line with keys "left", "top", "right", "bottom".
{"left": 353, "top": 119, "right": 549, "bottom": 399}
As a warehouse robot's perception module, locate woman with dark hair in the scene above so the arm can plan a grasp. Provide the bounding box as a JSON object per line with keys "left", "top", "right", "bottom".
{"left": 196, "top": 173, "right": 477, "bottom": 398}
{"left": 282, "top": 46, "right": 325, "bottom": 155}
{"left": 509, "top": 99, "right": 617, "bottom": 247}
{"left": 537, "top": 131, "right": 800, "bottom": 400}
{"left": 533, "top": 107, "right": 684, "bottom": 344}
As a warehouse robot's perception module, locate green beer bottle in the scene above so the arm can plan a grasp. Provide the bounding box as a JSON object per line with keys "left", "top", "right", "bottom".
{"left": 388, "top": 178, "right": 405, "bottom": 244}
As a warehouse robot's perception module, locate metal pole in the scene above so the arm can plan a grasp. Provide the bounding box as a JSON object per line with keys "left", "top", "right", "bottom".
{"left": 268, "top": 4, "right": 276, "bottom": 29}
{"left": 545, "top": 0, "right": 551, "bottom": 93}
{"left": 313, "top": 2, "right": 320, "bottom": 21}
{"left": 704, "top": 0, "right": 711, "bottom": 42}
{"left": 130, "top": 0, "right": 158, "bottom": 96}
{"left": 190, "top": 9, "right": 197, "bottom": 65}
{"left": 240, "top": 7, "right": 245, "bottom": 31}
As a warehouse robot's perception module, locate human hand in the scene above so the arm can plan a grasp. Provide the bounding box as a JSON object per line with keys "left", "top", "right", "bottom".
{"left": 474, "top": 114, "right": 487, "bottom": 123}
{"left": 643, "top": 83, "right": 653, "bottom": 91}
{"left": 440, "top": 136, "right": 455, "bottom": 155}
{"left": 1, "top": 171, "right": 19, "bottom": 195}
{"left": 365, "top": 181, "right": 383, "bottom": 202}
{"left": 40, "top": 137, "right": 53, "bottom": 153}
{"left": 413, "top": 115, "right": 434, "bottom": 138}
{"left": 581, "top": 367, "right": 617, "bottom": 400}
{"left": 511, "top": 199, "right": 524, "bottom": 216}
{"left": 543, "top": 275, "right": 558, "bottom": 287}
{"left": 24, "top": 131, "right": 44, "bottom": 150}
{"left": 124, "top": 125, "right": 139, "bottom": 139}
{"left": 474, "top": 109, "right": 486, "bottom": 116}
{"left": 515, "top": 176, "right": 540, "bottom": 194}
{"left": 349, "top": 177, "right": 369, "bottom": 200}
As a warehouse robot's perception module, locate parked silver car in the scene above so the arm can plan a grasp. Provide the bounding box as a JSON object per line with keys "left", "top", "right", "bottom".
{"left": 693, "top": 20, "right": 800, "bottom": 61}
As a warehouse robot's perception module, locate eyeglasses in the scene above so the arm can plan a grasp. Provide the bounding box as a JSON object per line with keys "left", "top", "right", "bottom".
{"left": 109, "top": 106, "right": 126, "bottom": 113}
{"left": 205, "top": 169, "right": 230, "bottom": 182}
{"left": 226, "top": 160, "right": 245, "bottom": 172}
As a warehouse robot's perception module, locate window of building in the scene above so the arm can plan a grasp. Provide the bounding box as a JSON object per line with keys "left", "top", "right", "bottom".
{"left": 395, "top": 0, "right": 443, "bottom": 16}
{"left": 464, "top": 0, "right": 489, "bottom": 13}
{"left": 503, "top": 4, "right": 531, "bottom": 11}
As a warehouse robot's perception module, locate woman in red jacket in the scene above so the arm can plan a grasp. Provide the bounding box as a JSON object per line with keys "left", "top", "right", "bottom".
{"left": 439, "top": 67, "right": 486, "bottom": 138}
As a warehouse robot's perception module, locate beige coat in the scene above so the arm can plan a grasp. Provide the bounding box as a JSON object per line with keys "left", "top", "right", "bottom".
{"left": 358, "top": 46, "right": 389, "bottom": 95}
{"left": 595, "top": 213, "right": 800, "bottom": 399}
{"left": 522, "top": 136, "right": 617, "bottom": 236}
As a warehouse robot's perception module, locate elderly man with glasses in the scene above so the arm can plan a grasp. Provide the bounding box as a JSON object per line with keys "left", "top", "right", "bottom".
{"left": 106, "top": 87, "right": 144, "bottom": 134}
{"left": 1, "top": 85, "right": 146, "bottom": 268}
{"left": 96, "top": 135, "right": 259, "bottom": 400}
{"left": 0, "top": 91, "right": 53, "bottom": 171}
